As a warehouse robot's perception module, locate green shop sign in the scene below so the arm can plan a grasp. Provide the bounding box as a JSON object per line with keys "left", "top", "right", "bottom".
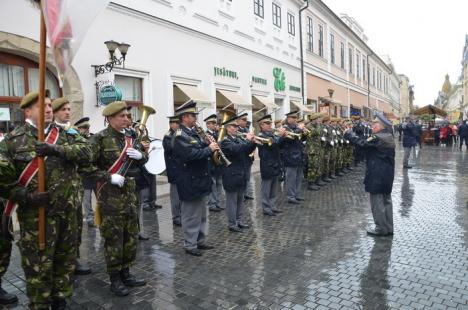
{"left": 214, "top": 66, "right": 238, "bottom": 79}
{"left": 252, "top": 76, "right": 267, "bottom": 86}
{"left": 273, "top": 67, "right": 286, "bottom": 92}
{"left": 289, "top": 85, "right": 301, "bottom": 92}
{"left": 99, "top": 85, "right": 122, "bottom": 106}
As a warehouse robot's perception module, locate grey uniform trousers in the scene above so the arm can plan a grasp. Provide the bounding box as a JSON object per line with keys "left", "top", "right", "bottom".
{"left": 261, "top": 177, "right": 279, "bottom": 212}
{"left": 370, "top": 193, "right": 394, "bottom": 234}
{"left": 244, "top": 163, "right": 254, "bottom": 198}
{"left": 208, "top": 175, "right": 223, "bottom": 208}
{"left": 225, "top": 190, "right": 245, "bottom": 227}
{"left": 181, "top": 195, "right": 208, "bottom": 250}
{"left": 170, "top": 183, "right": 181, "bottom": 222}
{"left": 403, "top": 147, "right": 411, "bottom": 166}
{"left": 285, "top": 166, "right": 303, "bottom": 201}
{"left": 82, "top": 188, "right": 95, "bottom": 223}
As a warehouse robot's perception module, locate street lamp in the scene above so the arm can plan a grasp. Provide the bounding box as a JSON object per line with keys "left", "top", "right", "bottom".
{"left": 92, "top": 40, "right": 131, "bottom": 76}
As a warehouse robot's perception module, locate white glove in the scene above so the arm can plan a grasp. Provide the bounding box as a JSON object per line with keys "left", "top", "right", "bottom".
{"left": 126, "top": 148, "right": 143, "bottom": 160}
{"left": 110, "top": 174, "right": 125, "bottom": 187}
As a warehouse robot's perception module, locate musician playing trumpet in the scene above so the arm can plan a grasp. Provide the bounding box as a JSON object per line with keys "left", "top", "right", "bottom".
{"left": 88, "top": 101, "right": 147, "bottom": 296}
{"left": 172, "top": 100, "right": 219, "bottom": 257}
{"left": 220, "top": 115, "right": 257, "bottom": 232}
{"left": 257, "top": 115, "right": 286, "bottom": 216}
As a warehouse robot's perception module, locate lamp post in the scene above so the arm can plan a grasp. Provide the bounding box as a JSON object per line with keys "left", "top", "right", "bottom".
{"left": 91, "top": 40, "right": 131, "bottom": 77}
{"left": 92, "top": 40, "right": 130, "bottom": 106}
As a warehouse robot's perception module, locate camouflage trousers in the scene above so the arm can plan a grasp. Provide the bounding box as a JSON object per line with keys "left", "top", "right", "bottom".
{"left": 307, "top": 149, "right": 323, "bottom": 183}
{"left": 336, "top": 146, "right": 344, "bottom": 170}
{"left": 75, "top": 186, "right": 84, "bottom": 258}
{"left": 329, "top": 147, "right": 337, "bottom": 175}
{"left": 100, "top": 209, "right": 138, "bottom": 274}
{"left": 322, "top": 147, "right": 331, "bottom": 177}
{"left": 17, "top": 207, "right": 77, "bottom": 309}
{"left": 0, "top": 200, "right": 12, "bottom": 279}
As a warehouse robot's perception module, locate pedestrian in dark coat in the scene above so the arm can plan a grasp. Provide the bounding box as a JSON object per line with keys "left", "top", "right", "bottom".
{"left": 401, "top": 117, "right": 416, "bottom": 168}
{"left": 345, "top": 112, "right": 395, "bottom": 237}
{"left": 458, "top": 120, "right": 468, "bottom": 150}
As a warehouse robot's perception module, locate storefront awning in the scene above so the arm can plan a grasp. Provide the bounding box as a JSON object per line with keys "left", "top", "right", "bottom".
{"left": 174, "top": 83, "right": 211, "bottom": 104}
{"left": 291, "top": 100, "right": 312, "bottom": 114}
{"left": 252, "top": 95, "right": 278, "bottom": 110}
{"left": 217, "top": 89, "right": 251, "bottom": 107}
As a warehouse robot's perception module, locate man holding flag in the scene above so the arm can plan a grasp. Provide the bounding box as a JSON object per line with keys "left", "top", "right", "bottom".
{"left": 0, "top": 90, "right": 92, "bottom": 309}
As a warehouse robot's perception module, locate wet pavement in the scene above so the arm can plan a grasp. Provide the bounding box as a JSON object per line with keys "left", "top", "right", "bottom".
{"left": 3, "top": 143, "right": 468, "bottom": 309}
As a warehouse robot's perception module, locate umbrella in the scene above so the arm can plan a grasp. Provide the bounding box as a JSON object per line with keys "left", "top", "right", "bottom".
{"left": 412, "top": 105, "right": 447, "bottom": 117}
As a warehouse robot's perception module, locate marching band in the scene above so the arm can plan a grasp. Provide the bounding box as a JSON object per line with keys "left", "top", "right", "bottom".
{"left": 0, "top": 94, "right": 374, "bottom": 306}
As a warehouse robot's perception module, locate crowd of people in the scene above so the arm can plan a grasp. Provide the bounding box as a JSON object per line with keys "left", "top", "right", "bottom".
{"left": 0, "top": 89, "right": 397, "bottom": 308}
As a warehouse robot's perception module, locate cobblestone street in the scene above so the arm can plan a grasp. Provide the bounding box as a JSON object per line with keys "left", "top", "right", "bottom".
{"left": 3, "top": 144, "right": 468, "bottom": 309}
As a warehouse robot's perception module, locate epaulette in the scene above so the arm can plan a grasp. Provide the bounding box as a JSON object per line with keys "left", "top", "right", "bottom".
{"left": 175, "top": 129, "right": 182, "bottom": 137}
{"left": 6, "top": 125, "right": 26, "bottom": 139}
{"left": 164, "top": 130, "right": 172, "bottom": 137}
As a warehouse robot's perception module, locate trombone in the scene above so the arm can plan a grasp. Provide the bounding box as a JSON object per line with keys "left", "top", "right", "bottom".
{"left": 237, "top": 132, "right": 273, "bottom": 146}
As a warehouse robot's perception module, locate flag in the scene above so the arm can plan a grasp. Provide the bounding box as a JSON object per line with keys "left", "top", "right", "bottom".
{"left": 41, "top": 0, "right": 110, "bottom": 85}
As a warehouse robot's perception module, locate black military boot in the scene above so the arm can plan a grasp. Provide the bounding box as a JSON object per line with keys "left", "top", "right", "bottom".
{"left": 51, "top": 299, "right": 66, "bottom": 310}
{"left": 329, "top": 173, "right": 337, "bottom": 179}
{"left": 322, "top": 175, "right": 332, "bottom": 183}
{"left": 336, "top": 169, "right": 345, "bottom": 176}
{"left": 307, "top": 182, "right": 320, "bottom": 191}
{"left": 316, "top": 179, "right": 326, "bottom": 186}
{"left": 120, "top": 268, "right": 147, "bottom": 287}
{"left": 0, "top": 282, "right": 18, "bottom": 305}
{"left": 110, "top": 272, "right": 129, "bottom": 296}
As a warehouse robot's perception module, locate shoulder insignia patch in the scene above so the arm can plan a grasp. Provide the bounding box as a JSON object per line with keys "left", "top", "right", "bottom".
{"left": 175, "top": 129, "right": 182, "bottom": 137}
{"left": 367, "top": 135, "right": 377, "bottom": 142}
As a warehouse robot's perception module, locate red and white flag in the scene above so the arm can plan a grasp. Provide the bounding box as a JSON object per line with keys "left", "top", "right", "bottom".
{"left": 41, "top": 0, "right": 110, "bottom": 85}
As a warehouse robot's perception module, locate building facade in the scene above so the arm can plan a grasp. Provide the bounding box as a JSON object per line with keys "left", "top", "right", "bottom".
{"left": 0, "top": 0, "right": 407, "bottom": 137}
{"left": 302, "top": 1, "right": 401, "bottom": 120}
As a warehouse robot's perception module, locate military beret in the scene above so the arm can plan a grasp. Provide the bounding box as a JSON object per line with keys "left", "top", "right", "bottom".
{"left": 257, "top": 114, "right": 273, "bottom": 124}
{"left": 285, "top": 110, "right": 299, "bottom": 117}
{"left": 52, "top": 97, "right": 69, "bottom": 112}
{"left": 322, "top": 115, "right": 330, "bottom": 122}
{"left": 204, "top": 114, "right": 217, "bottom": 123}
{"left": 74, "top": 117, "right": 90, "bottom": 128}
{"left": 20, "top": 89, "right": 51, "bottom": 109}
{"left": 309, "top": 113, "right": 322, "bottom": 121}
{"left": 102, "top": 101, "right": 128, "bottom": 117}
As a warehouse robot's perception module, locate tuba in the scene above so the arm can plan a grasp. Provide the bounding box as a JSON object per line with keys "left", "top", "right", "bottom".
{"left": 212, "top": 110, "right": 235, "bottom": 165}
{"left": 118, "top": 105, "right": 156, "bottom": 176}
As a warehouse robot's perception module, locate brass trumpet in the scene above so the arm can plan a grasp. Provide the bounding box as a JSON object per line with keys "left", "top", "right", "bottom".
{"left": 237, "top": 132, "right": 273, "bottom": 146}
{"left": 274, "top": 128, "right": 302, "bottom": 139}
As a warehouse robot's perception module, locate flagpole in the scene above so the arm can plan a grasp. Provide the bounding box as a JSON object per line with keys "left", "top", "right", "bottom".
{"left": 37, "top": 2, "right": 47, "bottom": 251}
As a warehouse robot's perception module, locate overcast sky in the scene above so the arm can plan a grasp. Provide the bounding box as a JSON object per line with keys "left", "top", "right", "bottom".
{"left": 323, "top": 0, "right": 468, "bottom": 106}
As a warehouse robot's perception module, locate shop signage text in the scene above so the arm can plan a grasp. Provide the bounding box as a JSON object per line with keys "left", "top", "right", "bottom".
{"left": 214, "top": 66, "right": 238, "bottom": 80}
{"left": 273, "top": 67, "right": 286, "bottom": 92}
{"left": 252, "top": 76, "right": 267, "bottom": 86}
{"left": 289, "top": 85, "right": 301, "bottom": 92}
{"left": 99, "top": 85, "right": 122, "bottom": 106}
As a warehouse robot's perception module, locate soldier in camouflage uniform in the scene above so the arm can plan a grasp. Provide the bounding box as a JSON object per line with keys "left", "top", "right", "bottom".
{"left": 334, "top": 118, "right": 345, "bottom": 177}
{"left": 52, "top": 97, "right": 92, "bottom": 276}
{"left": 87, "top": 101, "right": 147, "bottom": 297}
{"left": 321, "top": 115, "right": 333, "bottom": 183}
{"left": 342, "top": 119, "right": 355, "bottom": 171}
{"left": 0, "top": 152, "right": 18, "bottom": 305}
{"left": 328, "top": 118, "right": 339, "bottom": 179}
{"left": 0, "top": 90, "right": 92, "bottom": 309}
{"left": 305, "top": 113, "right": 324, "bottom": 191}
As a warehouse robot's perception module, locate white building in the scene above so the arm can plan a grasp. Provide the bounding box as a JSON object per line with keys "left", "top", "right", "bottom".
{"left": 0, "top": 0, "right": 305, "bottom": 138}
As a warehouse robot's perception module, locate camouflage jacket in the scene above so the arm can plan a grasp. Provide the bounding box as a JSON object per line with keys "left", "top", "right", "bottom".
{"left": 305, "top": 124, "right": 322, "bottom": 154}
{"left": 0, "top": 123, "right": 92, "bottom": 214}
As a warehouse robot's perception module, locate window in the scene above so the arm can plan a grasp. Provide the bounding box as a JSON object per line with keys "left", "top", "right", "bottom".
{"left": 356, "top": 52, "right": 361, "bottom": 79}
{"left": 254, "top": 0, "right": 264, "bottom": 18}
{"left": 272, "top": 3, "right": 281, "bottom": 28}
{"left": 115, "top": 75, "right": 143, "bottom": 120}
{"left": 340, "top": 43, "right": 345, "bottom": 69}
{"left": 362, "top": 59, "right": 366, "bottom": 81}
{"left": 330, "top": 34, "right": 335, "bottom": 64}
{"left": 348, "top": 48, "right": 353, "bottom": 74}
{"left": 0, "top": 52, "right": 61, "bottom": 129}
{"left": 372, "top": 67, "right": 376, "bottom": 86}
{"left": 318, "top": 25, "right": 324, "bottom": 57}
{"left": 287, "top": 13, "right": 295, "bottom": 35}
{"left": 307, "top": 17, "right": 313, "bottom": 52}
